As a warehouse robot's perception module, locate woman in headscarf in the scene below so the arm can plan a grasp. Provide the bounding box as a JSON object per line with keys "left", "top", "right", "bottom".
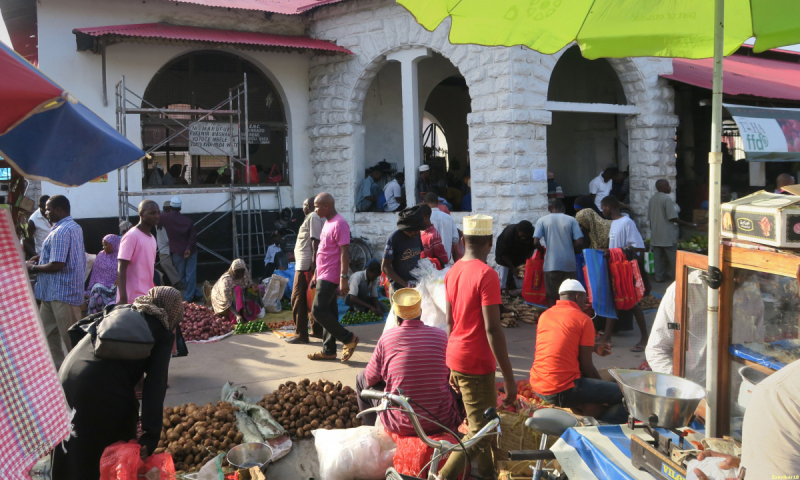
{"left": 85, "top": 234, "right": 121, "bottom": 314}
{"left": 210, "top": 258, "right": 262, "bottom": 323}
{"left": 576, "top": 208, "right": 612, "bottom": 249}
{"left": 53, "top": 287, "right": 183, "bottom": 480}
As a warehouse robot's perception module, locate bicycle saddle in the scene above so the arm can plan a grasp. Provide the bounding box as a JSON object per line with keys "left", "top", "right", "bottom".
{"left": 524, "top": 408, "right": 578, "bottom": 437}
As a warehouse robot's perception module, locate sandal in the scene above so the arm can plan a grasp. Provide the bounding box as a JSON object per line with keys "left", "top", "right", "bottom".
{"left": 308, "top": 351, "right": 337, "bottom": 361}
{"left": 630, "top": 345, "right": 645, "bottom": 353}
{"left": 341, "top": 335, "right": 359, "bottom": 362}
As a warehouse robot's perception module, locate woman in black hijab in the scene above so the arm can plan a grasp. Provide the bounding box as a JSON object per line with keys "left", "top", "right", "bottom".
{"left": 53, "top": 287, "right": 183, "bottom": 480}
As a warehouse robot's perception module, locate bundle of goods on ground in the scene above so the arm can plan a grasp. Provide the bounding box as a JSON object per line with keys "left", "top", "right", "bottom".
{"left": 257, "top": 378, "right": 362, "bottom": 439}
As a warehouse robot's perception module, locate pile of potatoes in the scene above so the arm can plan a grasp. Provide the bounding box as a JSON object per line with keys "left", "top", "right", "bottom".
{"left": 257, "top": 378, "right": 362, "bottom": 439}
{"left": 155, "top": 401, "right": 244, "bottom": 472}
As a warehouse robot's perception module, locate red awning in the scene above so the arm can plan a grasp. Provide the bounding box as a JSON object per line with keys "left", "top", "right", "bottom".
{"left": 663, "top": 55, "right": 800, "bottom": 101}
{"left": 73, "top": 23, "right": 352, "bottom": 55}
{"left": 161, "top": 0, "right": 345, "bottom": 15}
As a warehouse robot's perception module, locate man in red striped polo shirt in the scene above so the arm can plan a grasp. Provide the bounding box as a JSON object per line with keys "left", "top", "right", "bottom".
{"left": 356, "top": 289, "right": 463, "bottom": 436}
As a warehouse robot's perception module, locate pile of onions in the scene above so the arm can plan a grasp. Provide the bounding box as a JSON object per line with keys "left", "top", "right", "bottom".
{"left": 180, "top": 302, "right": 234, "bottom": 341}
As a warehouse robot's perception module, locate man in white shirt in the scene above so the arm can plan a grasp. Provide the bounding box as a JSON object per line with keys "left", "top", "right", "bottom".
{"left": 28, "top": 195, "right": 52, "bottom": 255}
{"left": 345, "top": 260, "right": 387, "bottom": 315}
{"left": 601, "top": 194, "right": 648, "bottom": 350}
{"left": 383, "top": 172, "right": 405, "bottom": 212}
{"left": 423, "top": 192, "right": 461, "bottom": 263}
{"left": 288, "top": 196, "right": 325, "bottom": 344}
{"left": 589, "top": 167, "right": 616, "bottom": 211}
{"left": 156, "top": 201, "right": 182, "bottom": 287}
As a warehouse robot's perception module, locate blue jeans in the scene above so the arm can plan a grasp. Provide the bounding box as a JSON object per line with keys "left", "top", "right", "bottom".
{"left": 173, "top": 252, "right": 198, "bottom": 302}
{"left": 537, "top": 377, "right": 628, "bottom": 424}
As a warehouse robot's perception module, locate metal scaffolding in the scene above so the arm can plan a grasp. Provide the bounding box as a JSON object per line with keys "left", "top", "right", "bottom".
{"left": 115, "top": 74, "right": 273, "bottom": 271}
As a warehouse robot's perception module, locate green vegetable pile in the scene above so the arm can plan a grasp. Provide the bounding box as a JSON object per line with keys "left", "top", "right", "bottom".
{"left": 341, "top": 310, "right": 384, "bottom": 325}
{"left": 380, "top": 298, "right": 391, "bottom": 310}
{"left": 678, "top": 234, "right": 709, "bottom": 252}
{"left": 234, "top": 320, "right": 269, "bottom": 334}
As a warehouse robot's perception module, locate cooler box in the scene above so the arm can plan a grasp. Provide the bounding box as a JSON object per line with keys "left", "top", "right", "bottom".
{"left": 720, "top": 191, "right": 800, "bottom": 248}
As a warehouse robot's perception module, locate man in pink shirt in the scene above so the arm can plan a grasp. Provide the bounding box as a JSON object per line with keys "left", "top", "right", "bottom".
{"left": 308, "top": 193, "right": 359, "bottom": 362}
{"left": 117, "top": 200, "right": 159, "bottom": 304}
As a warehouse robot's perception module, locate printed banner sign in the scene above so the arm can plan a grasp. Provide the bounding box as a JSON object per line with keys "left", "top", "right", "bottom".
{"left": 726, "top": 104, "right": 800, "bottom": 162}
{"left": 188, "top": 123, "right": 271, "bottom": 156}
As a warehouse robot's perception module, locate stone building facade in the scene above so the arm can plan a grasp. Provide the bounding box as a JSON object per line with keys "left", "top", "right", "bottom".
{"left": 307, "top": 0, "right": 678, "bottom": 254}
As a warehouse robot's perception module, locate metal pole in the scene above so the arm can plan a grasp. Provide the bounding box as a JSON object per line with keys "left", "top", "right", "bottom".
{"left": 705, "top": 0, "right": 725, "bottom": 438}
{"left": 229, "top": 87, "right": 238, "bottom": 260}
{"left": 244, "top": 75, "right": 252, "bottom": 272}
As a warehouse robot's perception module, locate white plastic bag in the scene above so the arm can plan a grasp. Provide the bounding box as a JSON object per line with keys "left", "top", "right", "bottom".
{"left": 265, "top": 299, "right": 282, "bottom": 314}
{"left": 312, "top": 426, "right": 396, "bottom": 480}
{"left": 262, "top": 275, "right": 288, "bottom": 311}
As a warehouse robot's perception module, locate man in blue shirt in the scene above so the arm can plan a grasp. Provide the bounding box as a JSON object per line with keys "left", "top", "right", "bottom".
{"left": 26, "top": 195, "right": 86, "bottom": 369}
{"left": 533, "top": 200, "right": 584, "bottom": 306}
{"left": 356, "top": 167, "right": 383, "bottom": 212}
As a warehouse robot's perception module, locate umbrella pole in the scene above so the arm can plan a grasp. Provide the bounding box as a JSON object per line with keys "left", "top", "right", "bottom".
{"left": 705, "top": 0, "right": 725, "bottom": 438}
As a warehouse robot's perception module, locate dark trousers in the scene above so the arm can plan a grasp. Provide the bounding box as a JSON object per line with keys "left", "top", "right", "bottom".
{"left": 312, "top": 279, "right": 353, "bottom": 356}
{"left": 291, "top": 270, "right": 321, "bottom": 337}
{"left": 355, "top": 370, "right": 385, "bottom": 427}
{"left": 537, "top": 377, "right": 627, "bottom": 424}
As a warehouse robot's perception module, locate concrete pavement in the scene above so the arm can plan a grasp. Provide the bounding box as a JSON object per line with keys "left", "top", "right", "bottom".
{"left": 164, "top": 280, "right": 669, "bottom": 479}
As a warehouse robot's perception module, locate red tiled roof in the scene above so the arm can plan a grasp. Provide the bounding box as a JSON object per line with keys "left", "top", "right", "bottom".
{"left": 163, "top": 0, "right": 345, "bottom": 15}
{"left": 72, "top": 23, "right": 352, "bottom": 55}
{"left": 664, "top": 55, "right": 800, "bottom": 101}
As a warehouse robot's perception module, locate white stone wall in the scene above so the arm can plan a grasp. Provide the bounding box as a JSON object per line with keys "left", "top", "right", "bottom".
{"left": 307, "top": 0, "right": 678, "bottom": 247}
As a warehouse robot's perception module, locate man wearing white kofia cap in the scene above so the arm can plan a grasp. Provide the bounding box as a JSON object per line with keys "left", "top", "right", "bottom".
{"left": 529, "top": 279, "right": 627, "bottom": 423}
{"left": 416, "top": 164, "right": 432, "bottom": 204}
{"left": 158, "top": 196, "right": 200, "bottom": 301}
{"left": 440, "top": 214, "right": 516, "bottom": 480}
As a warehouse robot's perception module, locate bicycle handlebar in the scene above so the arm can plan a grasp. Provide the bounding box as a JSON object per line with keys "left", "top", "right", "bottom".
{"left": 357, "top": 390, "right": 501, "bottom": 451}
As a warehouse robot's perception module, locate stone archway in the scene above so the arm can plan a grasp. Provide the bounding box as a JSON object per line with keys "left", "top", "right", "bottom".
{"left": 307, "top": 0, "right": 676, "bottom": 245}
{"left": 539, "top": 45, "right": 679, "bottom": 223}
{"left": 308, "top": 0, "right": 547, "bottom": 251}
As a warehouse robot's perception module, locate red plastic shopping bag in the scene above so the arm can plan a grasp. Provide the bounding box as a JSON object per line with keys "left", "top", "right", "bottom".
{"left": 99, "top": 441, "right": 142, "bottom": 480}
{"left": 608, "top": 248, "right": 636, "bottom": 310}
{"left": 631, "top": 259, "right": 645, "bottom": 303}
{"left": 522, "top": 249, "right": 547, "bottom": 306}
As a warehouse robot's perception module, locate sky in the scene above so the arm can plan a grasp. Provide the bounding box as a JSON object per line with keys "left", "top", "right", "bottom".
{"left": 0, "top": 9, "right": 10, "bottom": 47}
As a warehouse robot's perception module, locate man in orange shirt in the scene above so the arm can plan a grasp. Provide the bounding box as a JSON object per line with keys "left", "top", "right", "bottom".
{"left": 530, "top": 279, "right": 627, "bottom": 424}
{"left": 440, "top": 214, "right": 516, "bottom": 480}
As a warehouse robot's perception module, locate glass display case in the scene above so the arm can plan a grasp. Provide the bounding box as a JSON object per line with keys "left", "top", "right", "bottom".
{"left": 674, "top": 245, "right": 800, "bottom": 439}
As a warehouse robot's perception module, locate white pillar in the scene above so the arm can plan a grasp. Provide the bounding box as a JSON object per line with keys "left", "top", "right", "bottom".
{"left": 387, "top": 47, "right": 431, "bottom": 205}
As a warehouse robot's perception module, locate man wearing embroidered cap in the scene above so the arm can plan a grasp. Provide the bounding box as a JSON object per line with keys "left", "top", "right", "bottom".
{"left": 158, "top": 196, "right": 200, "bottom": 302}
{"left": 355, "top": 288, "right": 463, "bottom": 436}
{"left": 416, "top": 164, "right": 432, "bottom": 204}
{"left": 529, "top": 279, "right": 627, "bottom": 424}
{"left": 440, "top": 214, "right": 516, "bottom": 480}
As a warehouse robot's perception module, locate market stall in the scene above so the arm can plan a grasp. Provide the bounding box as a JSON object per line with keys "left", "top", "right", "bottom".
{"left": 674, "top": 242, "right": 800, "bottom": 440}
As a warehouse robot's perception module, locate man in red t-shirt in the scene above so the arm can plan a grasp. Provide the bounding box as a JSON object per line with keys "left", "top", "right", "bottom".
{"left": 530, "top": 279, "right": 627, "bottom": 424}
{"left": 440, "top": 214, "right": 516, "bottom": 480}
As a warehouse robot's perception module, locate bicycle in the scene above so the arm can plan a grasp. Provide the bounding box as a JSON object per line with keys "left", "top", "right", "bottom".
{"left": 357, "top": 390, "right": 502, "bottom": 480}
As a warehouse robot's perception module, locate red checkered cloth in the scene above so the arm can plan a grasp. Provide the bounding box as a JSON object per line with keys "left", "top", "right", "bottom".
{"left": 0, "top": 210, "right": 72, "bottom": 479}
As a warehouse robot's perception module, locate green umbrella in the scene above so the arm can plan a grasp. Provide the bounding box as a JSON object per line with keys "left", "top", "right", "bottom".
{"left": 399, "top": 0, "right": 800, "bottom": 437}
{"left": 398, "top": 0, "right": 800, "bottom": 59}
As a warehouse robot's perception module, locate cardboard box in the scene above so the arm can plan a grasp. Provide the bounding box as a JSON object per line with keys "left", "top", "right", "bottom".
{"left": 720, "top": 191, "right": 800, "bottom": 247}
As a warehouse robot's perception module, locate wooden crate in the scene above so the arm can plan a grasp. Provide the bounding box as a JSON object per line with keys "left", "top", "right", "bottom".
{"left": 497, "top": 459, "right": 561, "bottom": 480}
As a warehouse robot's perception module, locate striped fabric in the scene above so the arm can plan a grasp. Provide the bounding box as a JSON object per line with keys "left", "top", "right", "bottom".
{"left": 34, "top": 216, "right": 86, "bottom": 306}
{"left": 551, "top": 425, "right": 705, "bottom": 480}
{"left": 0, "top": 211, "right": 73, "bottom": 479}
{"left": 364, "top": 319, "right": 462, "bottom": 436}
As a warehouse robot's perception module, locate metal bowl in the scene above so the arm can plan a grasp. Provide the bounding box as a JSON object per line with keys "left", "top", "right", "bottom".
{"left": 226, "top": 442, "right": 273, "bottom": 470}
{"left": 609, "top": 369, "right": 706, "bottom": 429}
